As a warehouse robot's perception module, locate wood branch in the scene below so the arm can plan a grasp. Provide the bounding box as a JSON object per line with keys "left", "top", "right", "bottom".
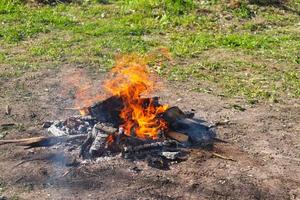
{"left": 123, "top": 141, "right": 164, "bottom": 153}
{"left": 0, "top": 134, "right": 86, "bottom": 148}
{"left": 166, "top": 131, "right": 188, "bottom": 142}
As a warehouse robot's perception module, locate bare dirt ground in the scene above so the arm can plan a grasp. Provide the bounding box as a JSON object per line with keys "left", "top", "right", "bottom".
{"left": 0, "top": 66, "right": 299, "bottom": 200}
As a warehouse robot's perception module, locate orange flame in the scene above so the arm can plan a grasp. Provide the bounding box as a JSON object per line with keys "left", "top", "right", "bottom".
{"left": 104, "top": 54, "right": 168, "bottom": 139}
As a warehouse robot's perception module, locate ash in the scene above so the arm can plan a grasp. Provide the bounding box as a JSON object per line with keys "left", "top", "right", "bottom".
{"left": 46, "top": 115, "right": 187, "bottom": 169}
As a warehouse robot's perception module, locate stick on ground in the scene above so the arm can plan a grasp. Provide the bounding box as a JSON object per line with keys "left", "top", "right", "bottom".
{"left": 212, "top": 152, "right": 237, "bottom": 162}
{"left": 0, "top": 134, "right": 86, "bottom": 148}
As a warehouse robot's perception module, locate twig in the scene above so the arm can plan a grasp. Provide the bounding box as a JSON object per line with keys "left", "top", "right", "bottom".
{"left": 213, "top": 138, "right": 230, "bottom": 144}
{"left": 15, "top": 158, "right": 46, "bottom": 167}
{"left": 5, "top": 105, "right": 11, "bottom": 115}
{"left": 212, "top": 152, "right": 236, "bottom": 162}
{"left": 1, "top": 123, "right": 15, "bottom": 127}
{"left": 0, "top": 137, "right": 46, "bottom": 145}
{"left": 62, "top": 107, "right": 80, "bottom": 110}
{"left": 214, "top": 120, "right": 230, "bottom": 126}
{"left": 62, "top": 169, "right": 72, "bottom": 177}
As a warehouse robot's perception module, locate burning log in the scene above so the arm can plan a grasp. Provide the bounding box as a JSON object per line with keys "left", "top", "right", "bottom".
{"left": 86, "top": 95, "right": 160, "bottom": 125}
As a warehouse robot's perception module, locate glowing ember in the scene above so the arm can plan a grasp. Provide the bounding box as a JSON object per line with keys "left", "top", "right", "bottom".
{"left": 104, "top": 55, "right": 168, "bottom": 139}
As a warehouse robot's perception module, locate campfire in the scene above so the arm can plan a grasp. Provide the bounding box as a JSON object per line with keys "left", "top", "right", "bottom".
{"left": 1, "top": 55, "right": 218, "bottom": 169}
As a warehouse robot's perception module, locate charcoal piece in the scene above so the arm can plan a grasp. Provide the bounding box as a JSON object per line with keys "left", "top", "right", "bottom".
{"left": 79, "top": 131, "right": 93, "bottom": 158}
{"left": 142, "top": 96, "right": 160, "bottom": 107}
{"left": 114, "top": 127, "right": 125, "bottom": 144}
{"left": 42, "top": 121, "right": 53, "bottom": 128}
{"left": 162, "top": 107, "right": 216, "bottom": 146}
{"left": 89, "top": 96, "right": 124, "bottom": 126}
{"left": 146, "top": 156, "right": 169, "bottom": 170}
{"left": 63, "top": 117, "right": 80, "bottom": 129}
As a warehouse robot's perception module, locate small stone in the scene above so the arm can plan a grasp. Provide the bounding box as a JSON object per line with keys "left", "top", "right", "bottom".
{"left": 42, "top": 121, "right": 53, "bottom": 128}
{"left": 48, "top": 124, "right": 67, "bottom": 136}
{"left": 78, "top": 125, "right": 87, "bottom": 133}
{"left": 95, "top": 156, "right": 113, "bottom": 163}
{"left": 160, "top": 151, "right": 181, "bottom": 160}
{"left": 0, "top": 196, "right": 8, "bottom": 200}
{"left": 129, "top": 166, "right": 142, "bottom": 173}
{"left": 53, "top": 121, "right": 63, "bottom": 128}
{"left": 0, "top": 132, "right": 8, "bottom": 139}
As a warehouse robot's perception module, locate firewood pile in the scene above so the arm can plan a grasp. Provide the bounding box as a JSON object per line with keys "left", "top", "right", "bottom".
{"left": 40, "top": 96, "right": 216, "bottom": 169}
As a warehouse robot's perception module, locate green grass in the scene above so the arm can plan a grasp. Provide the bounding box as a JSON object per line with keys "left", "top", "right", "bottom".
{"left": 0, "top": 0, "right": 299, "bottom": 102}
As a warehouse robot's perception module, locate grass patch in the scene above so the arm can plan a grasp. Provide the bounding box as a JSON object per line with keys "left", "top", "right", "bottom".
{"left": 0, "top": 0, "right": 299, "bottom": 101}
{"left": 166, "top": 60, "right": 299, "bottom": 101}
{"left": 0, "top": 179, "right": 6, "bottom": 195}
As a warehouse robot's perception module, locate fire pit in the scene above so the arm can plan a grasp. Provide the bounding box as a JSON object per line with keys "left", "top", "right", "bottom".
{"left": 1, "top": 55, "right": 218, "bottom": 169}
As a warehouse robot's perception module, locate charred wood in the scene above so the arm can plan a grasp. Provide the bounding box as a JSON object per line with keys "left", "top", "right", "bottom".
{"left": 165, "top": 131, "right": 188, "bottom": 142}
{"left": 123, "top": 141, "right": 165, "bottom": 153}
{"left": 87, "top": 96, "right": 160, "bottom": 127}
{"left": 80, "top": 123, "right": 117, "bottom": 158}
{"left": 162, "top": 107, "right": 216, "bottom": 146}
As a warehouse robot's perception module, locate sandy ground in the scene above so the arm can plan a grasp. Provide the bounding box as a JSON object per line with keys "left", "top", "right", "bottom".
{"left": 0, "top": 66, "right": 299, "bottom": 200}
